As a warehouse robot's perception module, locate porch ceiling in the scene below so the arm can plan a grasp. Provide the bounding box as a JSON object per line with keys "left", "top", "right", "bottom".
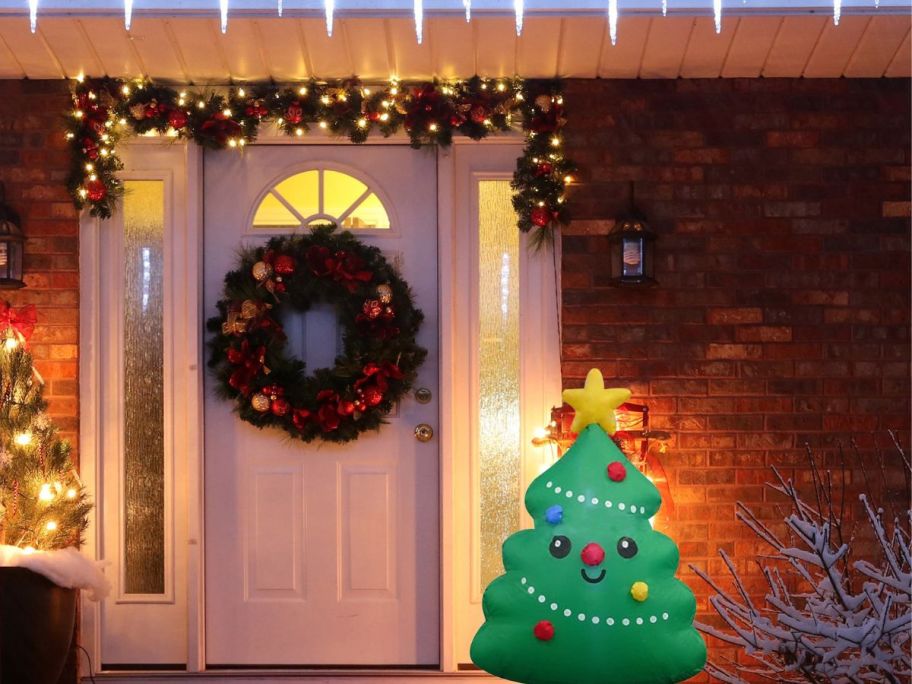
{"left": 0, "top": 9, "right": 907, "bottom": 82}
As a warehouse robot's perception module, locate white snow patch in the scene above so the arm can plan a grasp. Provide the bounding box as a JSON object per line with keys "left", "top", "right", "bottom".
{"left": 0, "top": 545, "right": 110, "bottom": 600}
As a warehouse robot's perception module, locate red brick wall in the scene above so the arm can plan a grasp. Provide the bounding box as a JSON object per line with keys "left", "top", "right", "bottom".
{"left": 563, "top": 78, "right": 910, "bottom": 678}
{"left": 0, "top": 80, "right": 79, "bottom": 683}
{"left": 0, "top": 80, "right": 78, "bottom": 442}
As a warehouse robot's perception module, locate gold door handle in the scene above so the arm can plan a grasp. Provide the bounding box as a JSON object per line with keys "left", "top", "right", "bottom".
{"left": 414, "top": 423, "right": 434, "bottom": 442}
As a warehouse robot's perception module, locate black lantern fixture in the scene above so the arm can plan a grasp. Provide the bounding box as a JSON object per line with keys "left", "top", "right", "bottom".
{"left": 0, "top": 184, "right": 24, "bottom": 289}
{"left": 608, "top": 182, "right": 656, "bottom": 287}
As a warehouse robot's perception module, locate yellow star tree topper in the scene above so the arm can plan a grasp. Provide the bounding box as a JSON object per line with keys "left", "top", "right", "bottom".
{"left": 562, "top": 368, "right": 631, "bottom": 435}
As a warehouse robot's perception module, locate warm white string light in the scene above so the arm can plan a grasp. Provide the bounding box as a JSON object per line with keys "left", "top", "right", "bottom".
{"left": 220, "top": 0, "right": 229, "bottom": 32}
{"left": 124, "top": 0, "right": 133, "bottom": 30}
{"left": 325, "top": 0, "right": 334, "bottom": 36}
{"left": 463, "top": 0, "right": 471, "bottom": 21}
{"left": 608, "top": 0, "right": 618, "bottom": 45}
{"left": 833, "top": 0, "right": 841, "bottom": 25}
{"left": 714, "top": 0, "right": 722, "bottom": 32}
{"left": 662, "top": 0, "right": 667, "bottom": 16}
{"left": 414, "top": 0, "right": 423, "bottom": 43}
{"left": 278, "top": 0, "right": 282, "bottom": 17}
{"left": 514, "top": 0, "right": 524, "bottom": 35}
{"left": 28, "top": 0, "right": 38, "bottom": 33}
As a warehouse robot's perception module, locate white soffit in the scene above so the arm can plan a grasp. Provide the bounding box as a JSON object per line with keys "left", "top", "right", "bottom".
{"left": 0, "top": 2, "right": 907, "bottom": 80}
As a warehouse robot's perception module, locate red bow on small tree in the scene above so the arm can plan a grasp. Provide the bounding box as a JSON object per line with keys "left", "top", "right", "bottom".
{"left": 0, "top": 303, "right": 37, "bottom": 345}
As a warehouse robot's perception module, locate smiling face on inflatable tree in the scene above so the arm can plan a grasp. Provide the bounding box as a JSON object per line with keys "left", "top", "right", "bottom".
{"left": 470, "top": 368, "right": 706, "bottom": 684}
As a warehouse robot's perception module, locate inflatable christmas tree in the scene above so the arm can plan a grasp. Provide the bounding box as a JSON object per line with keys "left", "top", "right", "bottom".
{"left": 471, "top": 368, "right": 706, "bottom": 684}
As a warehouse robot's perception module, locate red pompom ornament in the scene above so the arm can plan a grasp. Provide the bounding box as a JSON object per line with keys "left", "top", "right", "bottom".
{"left": 607, "top": 461, "right": 626, "bottom": 482}
{"left": 273, "top": 254, "right": 296, "bottom": 276}
{"left": 533, "top": 620, "right": 555, "bottom": 641}
{"left": 530, "top": 206, "right": 552, "bottom": 228}
{"left": 580, "top": 542, "right": 606, "bottom": 566}
{"left": 85, "top": 179, "right": 107, "bottom": 202}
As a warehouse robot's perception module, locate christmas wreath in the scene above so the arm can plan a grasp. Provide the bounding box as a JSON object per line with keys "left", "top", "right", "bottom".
{"left": 207, "top": 225, "right": 426, "bottom": 443}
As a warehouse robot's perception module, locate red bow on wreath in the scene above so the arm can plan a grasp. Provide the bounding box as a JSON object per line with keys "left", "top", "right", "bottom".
{"left": 306, "top": 246, "right": 373, "bottom": 293}
{"left": 353, "top": 362, "right": 403, "bottom": 410}
{"left": 0, "top": 303, "right": 37, "bottom": 345}
{"left": 227, "top": 339, "right": 268, "bottom": 396}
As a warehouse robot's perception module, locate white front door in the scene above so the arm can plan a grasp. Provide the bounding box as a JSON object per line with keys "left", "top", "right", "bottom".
{"left": 203, "top": 145, "right": 439, "bottom": 666}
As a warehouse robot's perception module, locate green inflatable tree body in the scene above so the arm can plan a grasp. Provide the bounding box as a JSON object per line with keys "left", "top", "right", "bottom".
{"left": 471, "top": 369, "right": 706, "bottom": 684}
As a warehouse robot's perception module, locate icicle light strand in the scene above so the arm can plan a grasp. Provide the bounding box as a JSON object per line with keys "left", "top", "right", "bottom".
{"left": 515, "top": 0, "right": 524, "bottom": 35}
{"left": 325, "top": 0, "right": 334, "bottom": 36}
{"left": 220, "top": 0, "right": 229, "bottom": 33}
{"left": 278, "top": 0, "right": 283, "bottom": 17}
{"left": 714, "top": 0, "right": 722, "bottom": 33}
{"left": 464, "top": 0, "right": 471, "bottom": 22}
{"left": 28, "top": 0, "right": 38, "bottom": 33}
{"left": 414, "top": 0, "right": 423, "bottom": 43}
{"left": 124, "top": 0, "right": 133, "bottom": 30}
{"left": 662, "top": 0, "right": 667, "bottom": 16}
{"left": 833, "top": 0, "right": 841, "bottom": 25}
{"left": 608, "top": 0, "right": 618, "bottom": 45}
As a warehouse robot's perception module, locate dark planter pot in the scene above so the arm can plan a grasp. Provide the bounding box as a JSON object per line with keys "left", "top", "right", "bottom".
{"left": 0, "top": 566, "right": 76, "bottom": 684}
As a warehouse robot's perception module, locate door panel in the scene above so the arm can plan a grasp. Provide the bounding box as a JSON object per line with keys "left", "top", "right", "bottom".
{"left": 204, "top": 145, "right": 439, "bottom": 666}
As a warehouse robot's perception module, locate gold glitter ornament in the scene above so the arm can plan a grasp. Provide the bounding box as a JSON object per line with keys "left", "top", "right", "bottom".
{"left": 251, "top": 393, "right": 271, "bottom": 412}
{"left": 376, "top": 283, "right": 393, "bottom": 304}
{"left": 534, "top": 94, "right": 552, "bottom": 112}
{"left": 252, "top": 261, "right": 273, "bottom": 282}
{"left": 240, "top": 299, "right": 260, "bottom": 319}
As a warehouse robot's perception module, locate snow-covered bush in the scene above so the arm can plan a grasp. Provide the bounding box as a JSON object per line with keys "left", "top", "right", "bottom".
{"left": 692, "top": 432, "right": 911, "bottom": 683}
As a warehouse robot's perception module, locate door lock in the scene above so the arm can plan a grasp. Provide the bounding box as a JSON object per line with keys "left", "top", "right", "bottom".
{"left": 414, "top": 423, "right": 434, "bottom": 442}
{"left": 414, "top": 388, "right": 432, "bottom": 404}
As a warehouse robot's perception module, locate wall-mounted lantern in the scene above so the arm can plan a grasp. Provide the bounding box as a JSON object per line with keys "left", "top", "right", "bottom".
{"left": 608, "top": 182, "right": 656, "bottom": 287}
{"left": 0, "top": 184, "right": 24, "bottom": 289}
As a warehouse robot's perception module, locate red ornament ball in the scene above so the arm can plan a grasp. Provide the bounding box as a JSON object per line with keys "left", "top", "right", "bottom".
{"left": 273, "top": 254, "right": 296, "bottom": 276}
{"left": 470, "top": 105, "right": 486, "bottom": 124}
{"left": 168, "top": 108, "right": 189, "bottom": 130}
{"left": 580, "top": 542, "right": 606, "bottom": 567}
{"left": 85, "top": 179, "right": 107, "bottom": 202}
{"left": 363, "top": 387, "right": 384, "bottom": 407}
{"left": 607, "top": 461, "right": 627, "bottom": 482}
{"left": 285, "top": 102, "right": 304, "bottom": 125}
{"left": 533, "top": 620, "right": 555, "bottom": 641}
{"left": 271, "top": 398, "right": 290, "bottom": 417}
{"left": 535, "top": 161, "right": 553, "bottom": 177}
{"left": 530, "top": 206, "right": 551, "bottom": 228}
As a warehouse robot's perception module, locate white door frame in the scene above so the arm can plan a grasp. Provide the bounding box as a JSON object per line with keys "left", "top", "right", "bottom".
{"left": 79, "top": 132, "right": 558, "bottom": 676}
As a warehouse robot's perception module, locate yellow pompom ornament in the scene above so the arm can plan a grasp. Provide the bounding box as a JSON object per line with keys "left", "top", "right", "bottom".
{"left": 630, "top": 581, "right": 649, "bottom": 602}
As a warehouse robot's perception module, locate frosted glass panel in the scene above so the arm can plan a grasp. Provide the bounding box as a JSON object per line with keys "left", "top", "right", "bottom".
{"left": 477, "top": 180, "right": 521, "bottom": 590}
{"left": 122, "top": 180, "right": 165, "bottom": 595}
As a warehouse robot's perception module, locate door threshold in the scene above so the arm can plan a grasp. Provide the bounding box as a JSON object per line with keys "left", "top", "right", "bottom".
{"left": 87, "top": 670, "right": 492, "bottom": 683}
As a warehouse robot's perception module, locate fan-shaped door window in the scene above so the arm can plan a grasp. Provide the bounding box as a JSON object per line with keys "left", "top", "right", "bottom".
{"left": 252, "top": 168, "right": 391, "bottom": 231}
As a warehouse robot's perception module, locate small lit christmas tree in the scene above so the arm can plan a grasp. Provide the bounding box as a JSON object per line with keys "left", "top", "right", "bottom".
{"left": 471, "top": 368, "right": 706, "bottom": 684}
{"left": 0, "top": 304, "right": 90, "bottom": 551}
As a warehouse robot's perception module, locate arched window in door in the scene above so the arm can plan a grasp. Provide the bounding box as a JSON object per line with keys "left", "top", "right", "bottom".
{"left": 251, "top": 167, "right": 392, "bottom": 231}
